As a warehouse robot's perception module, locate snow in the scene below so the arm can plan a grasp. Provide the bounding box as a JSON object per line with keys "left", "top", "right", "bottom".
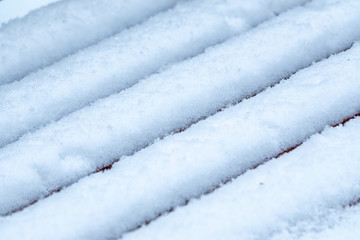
{"left": 0, "top": 0, "right": 177, "bottom": 85}
{"left": 0, "top": 0, "right": 308, "bottom": 147}
{"left": 123, "top": 118, "right": 360, "bottom": 240}
{"left": 272, "top": 205, "right": 360, "bottom": 240}
{"left": 0, "top": 0, "right": 60, "bottom": 24}
{"left": 1, "top": 34, "right": 360, "bottom": 240}
{"left": 1, "top": 0, "right": 360, "bottom": 216}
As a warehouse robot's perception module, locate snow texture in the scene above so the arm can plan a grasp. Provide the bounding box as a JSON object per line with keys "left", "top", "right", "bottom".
{"left": 0, "top": 0, "right": 309, "bottom": 147}
{"left": 1, "top": 0, "right": 360, "bottom": 216}
{"left": 123, "top": 117, "right": 360, "bottom": 240}
{"left": 0, "top": 0, "right": 177, "bottom": 85}
{"left": 272, "top": 205, "right": 360, "bottom": 240}
{"left": 0, "top": 0, "right": 59, "bottom": 24}
{"left": 1, "top": 37, "right": 360, "bottom": 240}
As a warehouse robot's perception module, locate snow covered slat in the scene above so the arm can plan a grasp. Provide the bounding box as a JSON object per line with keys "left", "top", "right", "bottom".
{"left": 1, "top": 0, "right": 360, "bottom": 216}
{"left": 0, "top": 0, "right": 177, "bottom": 85}
{"left": 0, "top": 0, "right": 309, "bottom": 147}
{"left": 2, "top": 41, "right": 360, "bottom": 240}
{"left": 271, "top": 205, "right": 360, "bottom": 240}
{"left": 0, "top": 0, "right": 59, "bottom": 24}
{"left": 123, "top": 119, "right": 360, "bottom": 239}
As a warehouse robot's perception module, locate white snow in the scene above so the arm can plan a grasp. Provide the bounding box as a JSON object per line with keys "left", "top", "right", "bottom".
{"left": 123, "top": 117, "right": 360, "bottom": 240}
{"left": 0, "top": 0, "right": 360, "bottom": 216}
{"left": 272, "top": 205, "right": 360, "bottom": 240}
{"left": 1, "top": 37, "right": 360, "bottom": 240}
{"left": 0, "top": 0, "right": 177, "bottom": 85}
{"left": 0, "top": 0, "right": 309, "bottom": 147}
{"left": 0, "top": 0, "right": 60, "bottom": 24}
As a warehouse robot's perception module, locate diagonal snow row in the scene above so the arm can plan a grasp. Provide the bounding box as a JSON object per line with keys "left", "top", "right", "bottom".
{"left": 0, "top": 0, "right": 177, "bottom": 85}
{"left": 2, "top": 41, "right": 360, "bottom": 240}
{"left": 123, "top": 120, "right": 360, "bottom": 240}
{"left": 0, "top": 0, "right": 59, "bottom": 24}
{"left": 1, "top": 0, "right": 360, "bottom": 216}
{"left": 0, "top": 0, "right": 309, "bottom": 148}
{"left": 271, "top": 205, "right": 360, "bottom": 240}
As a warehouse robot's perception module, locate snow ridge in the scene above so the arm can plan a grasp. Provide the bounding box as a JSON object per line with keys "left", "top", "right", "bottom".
{"left": 0, "top": 0, "right": 177, "bottom": 85}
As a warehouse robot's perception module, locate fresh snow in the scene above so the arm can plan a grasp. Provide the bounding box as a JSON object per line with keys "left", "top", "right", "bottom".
{"left": 0, "top": 0, "right": 309, "bottom": 147}
{"left": 123, "top": 118, "right": 360, "bottom": 240}
{"left": 1, "top": 38, "right": 360, "bottom": 240}
{"left": 1, "top": 0, "right": 360, "bottom": 216}
{"left": 0, "top": 0, "right": 59, "bottom": 24}
{"left": 0, "top": 0, "right": 177, "bottom": 85}
{"left": 271, "top": 205, "right": 360, "bottom": 240}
